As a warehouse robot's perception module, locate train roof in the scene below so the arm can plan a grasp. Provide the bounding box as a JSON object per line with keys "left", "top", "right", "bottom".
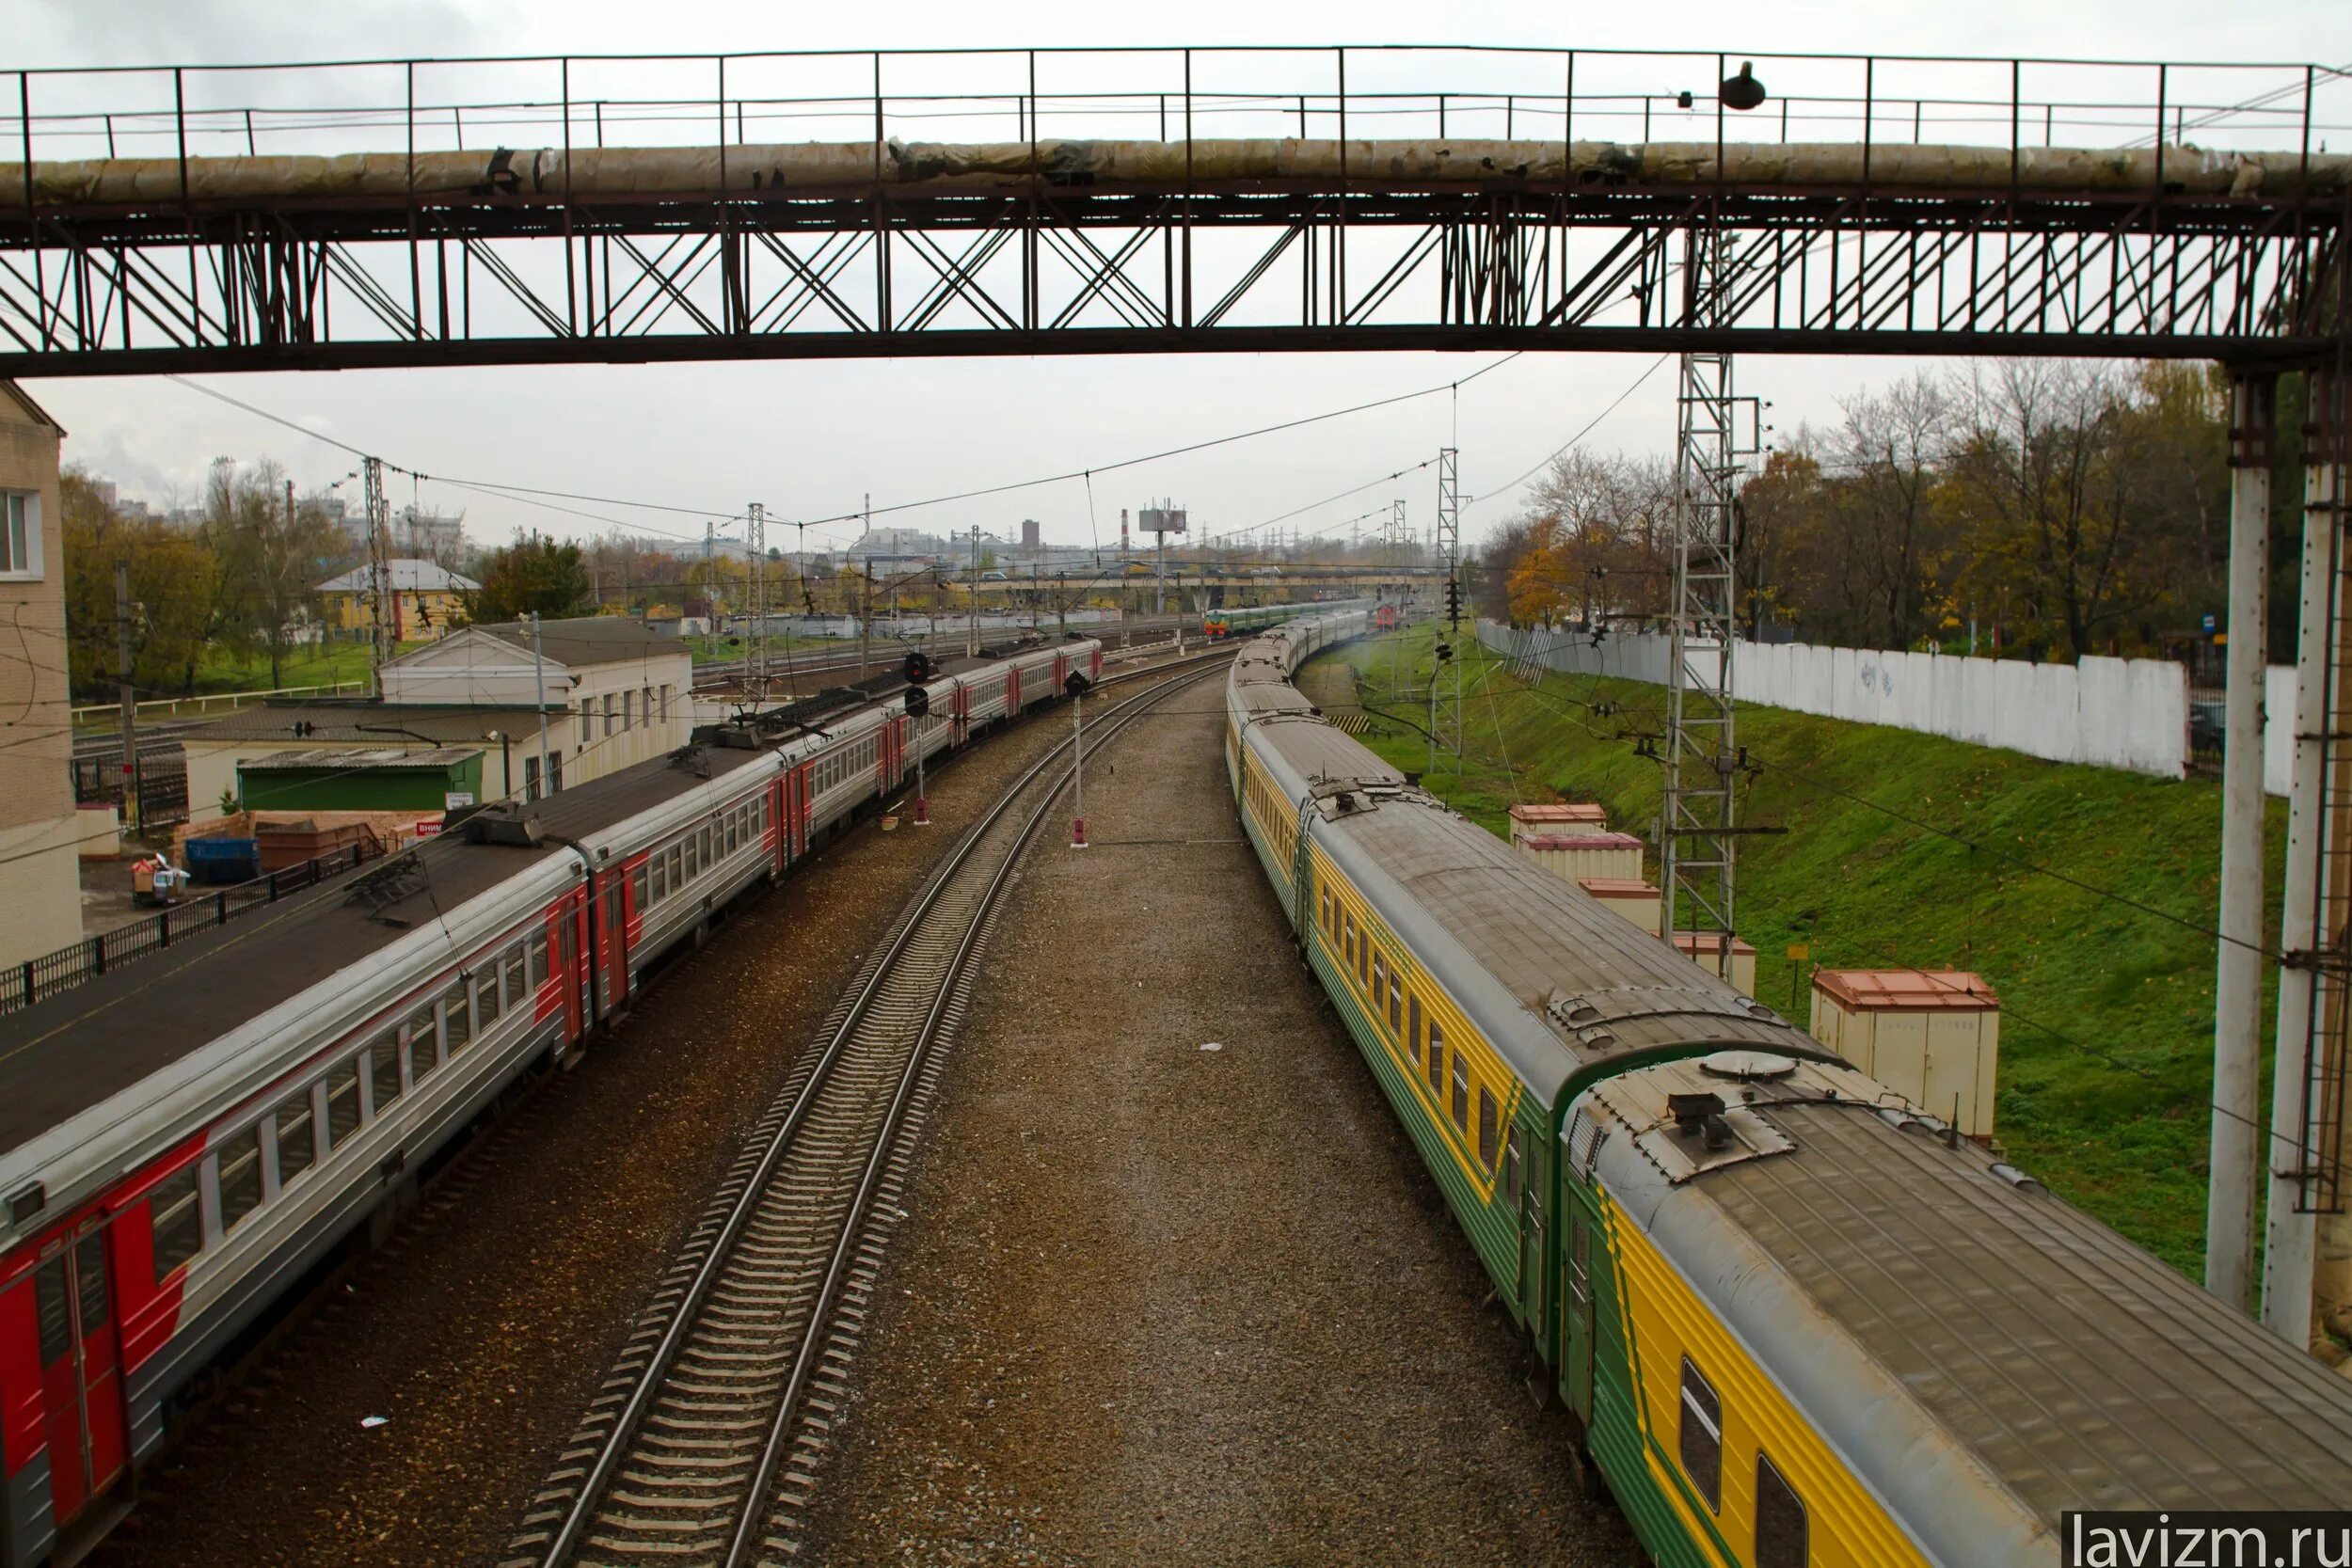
{"left": 0, "top": 740, "right": 775, "bottom": 1167}
{"left": 1235, "top": 678, "right": 1816, "bottom": 1103}
{"left": 1586, "top": 1054, "right": 2352, "bottom": 1562}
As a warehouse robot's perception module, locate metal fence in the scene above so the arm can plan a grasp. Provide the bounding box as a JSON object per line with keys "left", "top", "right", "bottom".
{"left": 0, "top": 837, "right": 381, "bottom": 1017}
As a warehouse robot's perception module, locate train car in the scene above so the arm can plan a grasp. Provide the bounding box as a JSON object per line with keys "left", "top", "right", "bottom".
{"left": 1227, "top": 612, "right": 2352, "bottom": 1566}
{"left": 0, "top": 636, "right": 1099, "bottom": 1567}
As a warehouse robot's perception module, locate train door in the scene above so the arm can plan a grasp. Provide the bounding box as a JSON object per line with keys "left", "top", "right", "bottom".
{"left": 1518, "top": 1152, "right": 1547, "bottom": 1344}
{"left": 36, "top": 1226, "right": 125, "bottom": 1527}
{"left": 1561, "top": 1199, "right": 1596, "bottom": 1420}
{"left": 599, "top": 874, "right": 629, "bottom": 1012}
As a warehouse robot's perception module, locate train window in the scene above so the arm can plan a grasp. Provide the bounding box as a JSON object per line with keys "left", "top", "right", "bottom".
{"left": 528, "top": 932, "right": 551, "bottom": 988}
{"left": 1426, "top": 1025, "right": 1445, "bottom": 1093}
{"left": 1407, "top": 995, "right": 1422, "bottom": 1062}
{"left": 651, "top": 854, "right": 668, "bottom": 902}
{"left": 669, "top": 845, "right": 685, "bottom": 888}
{"left": 1678, "top": 1358, "right": 1724, "bottom": 1511}
{"left": 1343, "top": 914, "right": 1355, "bottom": 969}
{"left": 35, "top": 1257, "right": 68, "bottom": 1364}
{"left": 1451, "top": 1053, "right": 1470, "bottom": 1131}
{"left": 630, "top": 866, "right": 648, "bottom": 911}
{"left": 1358, "top": 928, "right": 1371, "bottom": 987}
{"left": 1756, "top": 1454, "right": 1808, "bottom": 1568}
{"left": 685, "top": 835, "right": 700, "bottom": 881}
{"left": 408, "top": 1006, "right": 441, "bottom": 1084}
{"left": 326, "top": 1059, "right": 361, "bottom": 1147}
{"left": 276, "top": 1092, "right": 317, "bottom": 1186}
{"left": 501, "top": 944, "right": 526, "bottom": 1006}
{"left": 151, "top": 1164, "right": 203, "bottom": 1282}
{"left": 1372, "top": 954, "right": 1387, "bottom": 1020}
{"left": 370, "top": 1035, "right": 404, "bottom": 1117}
{"left": 1502, "top": 1124, "right": 1523, "bottom": 1207}
{"left": 215, "top": 1124, "right": 264, "bottom": 1235}
{"left": 1477, "top": 1087, "right": 1501, "bottom": 1171}
{"left": 477, "top": 966, "right": 504, "bottom": 1027}
{"left": 445, "top": 982, "right": 473, "bottom": 1052}
{"left": 1388, "top": 973, "right": 1403, "bottom": 1033}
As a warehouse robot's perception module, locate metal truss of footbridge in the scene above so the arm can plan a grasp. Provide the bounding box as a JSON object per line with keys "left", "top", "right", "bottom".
{"left": 1, "top": 46, "right": 2347, "bottom": 377}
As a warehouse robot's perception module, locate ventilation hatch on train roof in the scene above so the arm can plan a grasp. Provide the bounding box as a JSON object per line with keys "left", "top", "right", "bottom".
{"left": 1591, "top": 1061, "right": 1800, "bottom": 1184}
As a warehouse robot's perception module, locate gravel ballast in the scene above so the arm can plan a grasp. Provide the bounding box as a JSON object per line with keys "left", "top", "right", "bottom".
{"left": 811, "top": 682, "right": 1617, "bottom": 1566}
{"left": 85, "top": 698, "right": 1102, "bottom": 1568}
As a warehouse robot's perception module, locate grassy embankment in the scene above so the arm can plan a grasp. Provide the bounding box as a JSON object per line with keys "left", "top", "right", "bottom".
{"left": 1303, "top": 623, "right": 2285, "bottom": 1277}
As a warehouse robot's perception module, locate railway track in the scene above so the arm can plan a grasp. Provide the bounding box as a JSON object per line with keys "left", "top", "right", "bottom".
{"left": 506, "top": 656, "right": 1227, "bottom": 1568}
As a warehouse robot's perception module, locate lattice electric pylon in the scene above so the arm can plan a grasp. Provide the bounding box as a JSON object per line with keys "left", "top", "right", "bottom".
{"left": 1431, "top": 449, "right": 1465, "bottom": 769}
{"left": 362, "top": 454, "right": 391, "bottom": 689}
{"left": 1661, "top": 219, "right": 1761, "bottom": 975}
{"left": 745, "top": 501, "right": 767, "bottom": 707}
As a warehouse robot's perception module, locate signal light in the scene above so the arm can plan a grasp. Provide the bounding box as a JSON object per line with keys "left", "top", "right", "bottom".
{"left": 905, "top": 684, "right": 930, "bottom": 718}
{"left": 904, "top": 650, "right": 936, "bottom": 685}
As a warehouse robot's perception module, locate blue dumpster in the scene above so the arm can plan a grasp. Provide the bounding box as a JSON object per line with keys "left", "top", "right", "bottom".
{"left": 183, "top": 836, "right": 261, "bottom": 886}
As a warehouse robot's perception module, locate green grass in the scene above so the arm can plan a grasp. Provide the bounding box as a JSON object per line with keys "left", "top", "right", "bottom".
{"left": 1306, "top": 625, "right": 2286, "bottom": 1277}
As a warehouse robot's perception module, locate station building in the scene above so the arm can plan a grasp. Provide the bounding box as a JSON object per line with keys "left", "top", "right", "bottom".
{"left": 183, "top": 616, "right": 692, "bottom": 816}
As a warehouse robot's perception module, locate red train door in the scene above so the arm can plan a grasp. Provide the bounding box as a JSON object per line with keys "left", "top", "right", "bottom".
{"left": 36, "top": 1227, "right": 125, "bottom": 1526}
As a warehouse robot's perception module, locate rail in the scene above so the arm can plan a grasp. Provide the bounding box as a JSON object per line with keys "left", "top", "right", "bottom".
{"left": 515, "top": 652, "right": 1231, "bottom": 1567}
{"left": 0, "top": 836, "right": 382, "bottom": 1017}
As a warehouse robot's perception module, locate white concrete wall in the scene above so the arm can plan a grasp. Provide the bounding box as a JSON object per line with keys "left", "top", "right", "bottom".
{"left": 1484, "top": 622, "right": 2205, "bottom": 784}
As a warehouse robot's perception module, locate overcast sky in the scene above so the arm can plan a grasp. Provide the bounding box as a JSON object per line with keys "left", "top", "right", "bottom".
{"left": 17, "top": 0, "right": 2348, "bottom": 557}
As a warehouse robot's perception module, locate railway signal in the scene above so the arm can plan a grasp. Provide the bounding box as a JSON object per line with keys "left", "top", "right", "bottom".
{"left": 1066, "top": 670, "right": 1093, "bottom": 848}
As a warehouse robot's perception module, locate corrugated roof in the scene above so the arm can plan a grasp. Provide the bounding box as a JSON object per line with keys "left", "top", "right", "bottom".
{"left": 185, "top": 703, "right": 553, "bottom": 744}
{"left": 315, "top": 559, "right": 479, "bottom": 594}
{"left": 467, "top": 617, "right": 681, "bottom": 668}
{"left": 1814, "top": 968, "right": 1999, "bottom": 1011}
{"left": 1508, "top": 802, "right": 1606, "bottom": 823}
{"left": 236, "top": 746, "right": 483, "bottom": 771}
{"left": 1520, "top": 831, "right": 1644, "bottom": 850}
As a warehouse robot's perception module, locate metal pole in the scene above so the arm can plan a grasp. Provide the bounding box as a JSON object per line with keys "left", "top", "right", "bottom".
{"left": 969, "top": 525, "right": 980, "bottom": 658}
{"left": 859, "top": 556, "right": 871, "bottom": 680}
{"left": 530, "top": 611, "right": 553, "bottom": 802}
{"left": 2209, "top": 372, "right": 2273, "bottom": 1313}
{"left": 745, "top": 502, "right": 766, "bottom": 707}
{"left": 2264, "top": 374, "right": 2342, "bottom": 1351}
{"left": 913, "top": 716, "right": 929, "bottom": 826}
{"left": 116, "top": 561, "right": 138, "bottom": 832}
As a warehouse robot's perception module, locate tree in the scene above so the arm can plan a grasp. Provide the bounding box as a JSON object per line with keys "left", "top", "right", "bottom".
{"left": 461, "top": 531, "right": 596, "bottom": 624}
{"left": 200, "top": 457, "right": 342, "bottom": 688}
{"left": 60, "top": 467, "right": 220, "bottom": 701}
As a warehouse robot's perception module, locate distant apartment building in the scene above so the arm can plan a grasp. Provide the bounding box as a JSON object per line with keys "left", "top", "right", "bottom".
{"left": 0, "top": 383, "right": 85, "bottom": 967}
{"left": 315, "top": 559, "right": 479, "bottom": 642}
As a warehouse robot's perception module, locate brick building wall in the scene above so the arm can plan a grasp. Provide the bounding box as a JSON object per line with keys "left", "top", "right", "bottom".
{"left": 0, "top": 383, "right": 86, "bottom": 968}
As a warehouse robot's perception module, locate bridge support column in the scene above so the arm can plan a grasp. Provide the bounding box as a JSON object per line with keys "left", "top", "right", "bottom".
{"left": 2265, "top": 369, "right": 2351, "bottom": 1354}
{"left": 2208, "top": 371, "right": 2271, "bottom": 1315}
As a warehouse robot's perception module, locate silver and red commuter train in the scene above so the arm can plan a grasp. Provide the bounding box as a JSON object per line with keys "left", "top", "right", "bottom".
{"left": 0, "top": 637, "right": 1101, "bottom": 1565}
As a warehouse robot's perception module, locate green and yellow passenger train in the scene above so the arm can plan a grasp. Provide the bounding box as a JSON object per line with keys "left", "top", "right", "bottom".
{"left": 1225, "top": 609, "right": 2352, "bottom": 1568}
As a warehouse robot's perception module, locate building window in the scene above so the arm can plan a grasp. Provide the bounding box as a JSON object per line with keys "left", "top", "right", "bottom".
{"left": 623, "top": 689, "right": 634, "bottom": 730}
{"left": 524, "top": 754, "right": 542, "bottom": 802}
{"left": 548, "top": 750, "right": 564, "bottom": 794}
{"left": 0, "top": 492, "right": 39, "bottom": 578}
{"left": 1678, "top": 1358, "right": 1724, "bottom": 1511}
{"left": 1756, "top": 1455, "right": 1808, "bottom": 1568}
{"left": 604, "top": 693, "right": 617, "bottom": 736}
{"left": 660, "top": 685, "right": 671, "bottom": 722}
{"left": 643, "top": 685, "right": 653, "bottom": 725}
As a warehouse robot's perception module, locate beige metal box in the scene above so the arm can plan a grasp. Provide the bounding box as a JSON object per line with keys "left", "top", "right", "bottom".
{"left": 1577, "top": 877, "right": 1662, "bottom": 936}
{"left": 1808, "top": 969, "right": 2001, "bottom": 1138}
{"left": 1508, "top": 801, "right": 1608, "bottom": 846}
{"left": 1670, "top": 930, "right": 1757, "bottom": 996}
{"left": 1520, "top": 830, "right": 1644, "bottom": 883}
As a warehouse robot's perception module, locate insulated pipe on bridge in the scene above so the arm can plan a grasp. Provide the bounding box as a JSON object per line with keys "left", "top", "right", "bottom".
{"left": 2208, "top": 372, "right": 2271, "bottom": 1316}
{"left": 8, "top": 137, "right": 2350, "bottom": 212}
